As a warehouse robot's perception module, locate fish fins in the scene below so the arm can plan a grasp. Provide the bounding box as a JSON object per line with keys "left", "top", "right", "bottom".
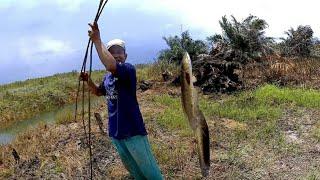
{"left": 192, "top": 75, "right": 197, "bottom": 83}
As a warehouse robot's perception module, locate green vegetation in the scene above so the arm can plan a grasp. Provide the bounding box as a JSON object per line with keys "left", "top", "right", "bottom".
{"left": 280, "top": 25, "right": 314, "bottom": 57}
{"left": 200, "top": 94, "right": 281, "bottom": 123}
{"left": 54, "top": 160, "right": 65, "bottom": 174}
{"left": 1, "top": 77, "right": 319, "bottom": 178}
{"left": 255, "top": 84, "right": 320, "bottom": 108}
{"left": 158, "top": 31, "right": 208, "bottom": 63}
{"left": 150, "top": 139, "right": 194, "bottom": 178}
{"left": 0, "top": 168, "right": 13, "bottom": 179}
{"left": 157, "top": 15, "right": 320, "bottom": 66}
{"left": 201, "top": 84, "right": 320, "bottom": 121}
{"left": 136, "top": 60, "right": 179, "bottom": 82}
{"left": 1, "top": 13, "right": 320, "bottom": 179}
{"left": 141, "top": 83, "right": 319, "bottom": 178}
{"left": 304, "top": 170, "right": 320, "bottom": 180}
{"left": 152, "top": 84, "right": 320, "bottom": 143}
{"left": 151, "top": 86, "right": 281, "bottom": 141}
{"left": 55, "top": 108, "right": 75, "bottom": 125}
{"left": 207, "top": 15, "right": 274, "bottom": 62}
{"left": 152, "top": 94, "right": 191, "bottom": 135}
{"left": 0, "top": 70, "right": 106, "bottom": 128}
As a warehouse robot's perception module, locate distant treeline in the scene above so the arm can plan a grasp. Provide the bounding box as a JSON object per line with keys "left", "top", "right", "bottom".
{"left": 158, "top": 14, "right": 320, "bottom": 64}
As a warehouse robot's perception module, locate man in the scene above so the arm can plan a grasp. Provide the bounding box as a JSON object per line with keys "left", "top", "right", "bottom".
{"left": 79, "top": 22, "right": 163, "bottom": 180}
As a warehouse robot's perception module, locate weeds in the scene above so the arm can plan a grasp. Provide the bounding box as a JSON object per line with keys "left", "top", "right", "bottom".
{"left": 255, "top": 84, "right": 320, "bottom": 108}
{"left": 54, "top": 159, "right": 64, "bottom": 174}
{"left": 243, "top": 56, "right": 320, "bottom": 88}
{"left": 136, "top": 60, "right": 179, "bottom": 82}
{"left": 152, "top": 94, "right": 192, "bottom": 135}
{"left": 304, "top": 170, "right": 320, "bottom": 180}
{"left": 200, "top": 91, "right": 282, "bottom": 123}
{"left": 55, "top": 108, "right": 75, "bottom": 125}
{"left": 0, "top": 168, "right": 13, "bottom": 179}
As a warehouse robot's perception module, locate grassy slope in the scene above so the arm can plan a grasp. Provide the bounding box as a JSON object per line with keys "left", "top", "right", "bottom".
{"left": 0, "top": 70, "right": 106, "bottom": 128}
{"left": 0, "top": 60, "right": 178, "bottom": 128}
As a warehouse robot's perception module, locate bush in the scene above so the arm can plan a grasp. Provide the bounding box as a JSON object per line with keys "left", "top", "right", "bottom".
{"left": 279, "top": 25, "right": 314, "bottom": 57}
{"left": 158, "top": 31, "right": 208, "bottom": 63}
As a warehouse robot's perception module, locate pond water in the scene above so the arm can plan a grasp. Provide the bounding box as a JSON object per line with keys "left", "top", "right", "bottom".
{"left": 0, "top": 97, "right": 104, "bottom": 145}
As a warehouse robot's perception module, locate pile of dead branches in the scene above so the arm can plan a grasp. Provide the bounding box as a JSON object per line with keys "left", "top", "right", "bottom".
{"left": 192, "top": 54, "right": 243, "bottom": 93}
{"left": 189, "top": 15, "right": 273, "bottom": 93}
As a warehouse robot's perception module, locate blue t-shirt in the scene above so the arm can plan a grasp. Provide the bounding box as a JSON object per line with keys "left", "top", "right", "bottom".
{"left": 98, "top": 63, "right": 147, "bottom": 139}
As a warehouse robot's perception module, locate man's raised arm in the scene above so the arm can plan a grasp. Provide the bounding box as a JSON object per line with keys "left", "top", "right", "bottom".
{"left": 88, "top": 22, "right": 117, "bottom": 74}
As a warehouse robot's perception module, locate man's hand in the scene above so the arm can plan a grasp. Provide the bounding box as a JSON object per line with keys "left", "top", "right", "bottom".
{"left": 88, "top": 21, "right": 101, "bottom": 42}
{"left": 88, "top": 21, "right": 117, "bottom": 74}
{"left": 79, "top": 72, "right": 89, "bottom": 82}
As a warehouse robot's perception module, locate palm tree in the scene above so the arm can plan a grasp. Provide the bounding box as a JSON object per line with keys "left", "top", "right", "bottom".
{"left": 207, "top": 15, "right": 274, "bottom": 63}
{"left": 280, "top": 25, "right": 314, "bottom": 57}
{"left": 158, "top": 31, "right": 208, "bottom": 63}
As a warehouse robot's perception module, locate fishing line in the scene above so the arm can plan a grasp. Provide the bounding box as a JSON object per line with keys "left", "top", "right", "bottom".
{"left": 88, "top": 41, "right": 94, "bottom": 179}
{"left": 74, "top": 0, "right": 110, "bottom": 179}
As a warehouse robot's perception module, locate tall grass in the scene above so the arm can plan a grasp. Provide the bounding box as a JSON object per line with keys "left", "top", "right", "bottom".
{"left": 55, "top": 108, "right": 75, "bottom": 125}
{"left": 255, "top": 84, "right": 320, "bottom": 108}
{"left": 243, "top": 56, "right": 320, "bottom": 88}
{"left": 136, "top": 60, "right": 179, "bottom": 82}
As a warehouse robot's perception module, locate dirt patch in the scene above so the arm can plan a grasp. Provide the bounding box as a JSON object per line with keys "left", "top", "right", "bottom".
{"left": 221, "top": 118, "right": 248, "bottom": 131}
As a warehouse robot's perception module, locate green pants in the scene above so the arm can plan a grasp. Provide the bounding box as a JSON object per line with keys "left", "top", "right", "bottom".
{"left": 111, "top": 135, "right": 163, "bottom": 180}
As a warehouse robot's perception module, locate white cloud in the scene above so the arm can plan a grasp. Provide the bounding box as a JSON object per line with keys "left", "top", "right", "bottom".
{"left": 164, "top": 24, "right": 174, "bottom": 29}
{"left": 18, "top": 36, "right": 75, "bottom": 62}
{"left": 0, "top": 0, "right": 38, "bottom": 9}
{"left": 2, "top": 0, "right": 320, "bottom": 38}
{"left": 109, "top": 0, "right": 320, "bottom": 37}
{"left": 55, "top": 0, "right": 87, "bottom": 12}
{"left": 0, "top": 0, "right": 87, "bottom": 12}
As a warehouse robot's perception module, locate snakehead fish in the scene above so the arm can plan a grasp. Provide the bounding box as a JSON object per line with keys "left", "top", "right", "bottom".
{"left": 180, "top": 52, "right": 210, "bottom": 177}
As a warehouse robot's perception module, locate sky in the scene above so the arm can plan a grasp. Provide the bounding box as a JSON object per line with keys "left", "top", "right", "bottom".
{"left": 0, "top": 0, "right": 319, "bottom": 84}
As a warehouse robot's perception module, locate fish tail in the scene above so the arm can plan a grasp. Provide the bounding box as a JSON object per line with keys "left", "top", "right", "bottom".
{"left": 195, "top": 111, "right": 210, "bottom": 177}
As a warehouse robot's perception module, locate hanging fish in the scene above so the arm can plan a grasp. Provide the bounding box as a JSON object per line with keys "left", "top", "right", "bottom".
{"left": 180, "top": 52, "right": 210, "bottom": 177}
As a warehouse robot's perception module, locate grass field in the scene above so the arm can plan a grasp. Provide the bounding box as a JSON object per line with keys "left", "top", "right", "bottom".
{"left": 0, "top": 62, "right": 319, "bottom": 179}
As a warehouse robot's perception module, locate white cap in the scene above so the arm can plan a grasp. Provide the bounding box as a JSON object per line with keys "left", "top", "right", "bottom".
{"left": 106, "top": 39, "right": 126, "bottom": 51}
